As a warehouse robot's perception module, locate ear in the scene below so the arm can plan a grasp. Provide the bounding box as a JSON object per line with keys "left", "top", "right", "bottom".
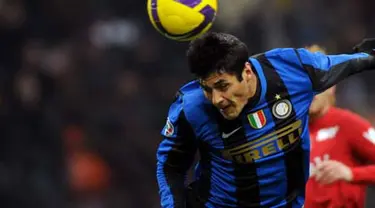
{"left": 243, "top": 62, "right": 253, "bottom": 81}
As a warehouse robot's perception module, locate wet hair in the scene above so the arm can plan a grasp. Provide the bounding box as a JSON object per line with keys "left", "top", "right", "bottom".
{"left": 186, "top": 32, "right": 249, "bottom": 80}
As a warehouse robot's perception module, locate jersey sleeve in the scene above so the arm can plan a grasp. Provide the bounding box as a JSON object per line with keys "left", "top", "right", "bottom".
{"left": 294, "top": 48, "right": 375, "bottom": 93}
{"left": 343, "top": 112, "right": 375, "bottom": 183}
{"left": 156, "top": 94, "right": 197, "bottom": 208}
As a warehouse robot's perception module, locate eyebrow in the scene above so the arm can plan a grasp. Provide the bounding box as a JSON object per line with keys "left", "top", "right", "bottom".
{"left": 213, "top": 79, "right": 227, "bottom": 87}
{"left": 200, "top": 79, "right": 227, "bottom": 88}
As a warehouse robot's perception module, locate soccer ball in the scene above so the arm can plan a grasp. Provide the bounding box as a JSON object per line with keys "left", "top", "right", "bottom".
{"left": 147, "top": 0, "right": 218, "bottom": 41}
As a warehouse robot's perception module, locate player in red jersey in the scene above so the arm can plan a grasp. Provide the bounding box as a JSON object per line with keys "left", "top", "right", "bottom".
{"left": 305, "top": 45, "right": 375, "bottom": 208}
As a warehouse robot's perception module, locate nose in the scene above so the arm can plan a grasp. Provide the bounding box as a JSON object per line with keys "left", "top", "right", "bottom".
{"left": 212, "top": 90, "right": 225, "bottom": 106}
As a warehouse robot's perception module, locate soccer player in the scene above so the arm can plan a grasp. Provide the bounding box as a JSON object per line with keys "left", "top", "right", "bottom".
{"left": 156, "top": 33, "right": 375, "bottom": 208}
{"left": 305, "top": 46, "right": 375, "bottom": 208}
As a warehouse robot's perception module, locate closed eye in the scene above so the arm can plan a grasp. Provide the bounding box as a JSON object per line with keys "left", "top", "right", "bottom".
{"left": 215, "top": 83, "right": 230, "bottom": 92}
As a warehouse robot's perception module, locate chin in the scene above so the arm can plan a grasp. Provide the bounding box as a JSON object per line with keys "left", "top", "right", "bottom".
{"left": 221, "top": 112, "right": 238, "bottom": 120}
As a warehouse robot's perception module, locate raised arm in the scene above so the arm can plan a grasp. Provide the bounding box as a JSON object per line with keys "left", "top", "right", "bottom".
{"left": 294, "top": 48, "right": 375, "bottom": 93}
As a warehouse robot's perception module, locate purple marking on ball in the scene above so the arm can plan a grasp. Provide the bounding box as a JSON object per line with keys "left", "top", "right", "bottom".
{"left": 175, "top": 0, "right": 202, "bottom": 8}
{"left": 186, "top": 5, "right": 216, "bottom": 38}
{"left": 151, "top": 0, "right": 169, "bottom": 34}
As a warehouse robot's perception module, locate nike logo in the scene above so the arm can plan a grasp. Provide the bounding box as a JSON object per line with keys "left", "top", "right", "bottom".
{"left": 222, "top": 127, "right": 242, "bottom": 139}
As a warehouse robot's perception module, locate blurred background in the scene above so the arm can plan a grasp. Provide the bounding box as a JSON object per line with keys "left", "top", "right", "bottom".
{"left": 0, "top": 0, "right": 374, "bottom": 207}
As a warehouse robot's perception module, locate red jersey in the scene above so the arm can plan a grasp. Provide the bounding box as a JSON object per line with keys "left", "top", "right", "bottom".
{"left": 305, "top": 107, "right": 375, "bottom": 208}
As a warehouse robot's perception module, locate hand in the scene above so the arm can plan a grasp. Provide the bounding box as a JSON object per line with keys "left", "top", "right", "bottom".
{"left": 314, "top": 160, "right": 353, "bottom": 185}
{"left": 353, "top": 38, "right": 375, "bottom": 54}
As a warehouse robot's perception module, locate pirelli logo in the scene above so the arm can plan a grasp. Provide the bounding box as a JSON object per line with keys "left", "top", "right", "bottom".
{"left": 222, "top": 120, "right": 302, "bottom": 164}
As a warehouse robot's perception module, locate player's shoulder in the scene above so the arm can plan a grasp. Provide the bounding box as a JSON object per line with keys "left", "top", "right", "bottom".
{"left": 178, "top": 79, "right": 205, "bottom": 100}
{"left": 261, "top": 47, "right": 315, "bottom": 59}
{"left": 252, "top": 47, "right": 311, "bottom": 66}
{"left": 252, "top": 48, "right": 313, "bottom": 88}
{"left": 330, "top": 107, "right": 372, "bottom": 128}
{"left": 168, "top": 80, "right": 212, "bottom": 127}
{"left": 165, "top": 80, "right": 205, "bottom": 123}
{"left": 174, "top": 79, "right": 208, "bottom": 109}
{"left": 178, "top": 79, "right": 201, "bottom": 95}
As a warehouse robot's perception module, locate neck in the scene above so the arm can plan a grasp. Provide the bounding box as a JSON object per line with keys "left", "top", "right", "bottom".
{"left": 248, "top": 75, "right": 258, "bottom": 100}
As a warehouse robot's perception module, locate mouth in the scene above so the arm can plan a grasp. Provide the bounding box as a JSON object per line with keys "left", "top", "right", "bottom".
{"left": 219, "top": 105, "right": 231, "bottom": 112}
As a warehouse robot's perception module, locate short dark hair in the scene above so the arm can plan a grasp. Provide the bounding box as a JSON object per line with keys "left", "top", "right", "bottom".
{"left": 186, "top": 32, "right": 249, "bottom": 80}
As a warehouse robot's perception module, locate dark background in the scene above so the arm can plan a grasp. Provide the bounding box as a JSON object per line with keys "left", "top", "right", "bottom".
{"left": 0, "top": 0, "right": 374, "bottom": 207}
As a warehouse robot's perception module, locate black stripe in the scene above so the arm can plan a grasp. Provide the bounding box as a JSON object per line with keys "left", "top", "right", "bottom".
{"left": 189, "top": 140, "right": 212, "bottom": 208}
{"left": 164, "top": 111, "right": 197, "bottom": 207}
{"left": 165, "top": 111, "right": 197, "bottom": 171}
{"left": 215, "top": 110, "right": 261, "bottom": 207}
{"left": 256, "top": 54, "right": 305, "bottom": 205}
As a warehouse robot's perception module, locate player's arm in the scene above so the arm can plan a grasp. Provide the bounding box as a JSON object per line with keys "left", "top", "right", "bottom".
{"left": 345, "top": 112, "right": 375, "bottom": 184}
{"left": 157, "top": 94, "right": 197, "bottom": 208}
{"left": 294, "top": 47, "right": 375, "bottom": 93}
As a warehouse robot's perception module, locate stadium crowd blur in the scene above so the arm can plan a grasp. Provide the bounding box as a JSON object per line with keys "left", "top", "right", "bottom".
{"left": 0, "top": 0, "right": 375, "bottom": 207}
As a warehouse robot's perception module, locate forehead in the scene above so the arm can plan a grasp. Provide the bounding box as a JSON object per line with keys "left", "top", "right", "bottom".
{"left": 200, "top": 72, "right": 236, "bottom": 86}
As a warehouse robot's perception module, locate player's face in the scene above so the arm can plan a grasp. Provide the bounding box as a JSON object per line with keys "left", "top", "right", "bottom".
{"left": 200, "top": 63, "right": 257, "bottom": 120}
{"left": 309, "top": 87, "right": 336, "bottom": 118}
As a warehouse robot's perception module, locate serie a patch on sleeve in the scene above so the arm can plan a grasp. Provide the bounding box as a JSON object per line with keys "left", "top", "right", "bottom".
{"left": 163, "top": 117, "right": 175, "bottom": 137}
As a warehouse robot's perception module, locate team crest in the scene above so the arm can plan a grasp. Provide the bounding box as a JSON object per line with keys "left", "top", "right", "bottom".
{"left": 163, "top": 118, "right": 174, "bottom": 136}
{"left": 272, "top": 99, "right": 292, "bottom": 119}
{"left": 247, "top": 110, "right": 267, "bottom": 129}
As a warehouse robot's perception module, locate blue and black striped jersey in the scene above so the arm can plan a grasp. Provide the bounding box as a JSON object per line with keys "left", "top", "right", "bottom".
{"left": 156, "top": 48, "right": 374, "bottom": 208}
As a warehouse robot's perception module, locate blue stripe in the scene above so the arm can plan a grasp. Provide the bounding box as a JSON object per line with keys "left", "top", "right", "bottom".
{"left": 206, "top": 159, "right": 237, "bottom": 206}
{"left": 249, "top": 57, "right": 267, "bottom": 105}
